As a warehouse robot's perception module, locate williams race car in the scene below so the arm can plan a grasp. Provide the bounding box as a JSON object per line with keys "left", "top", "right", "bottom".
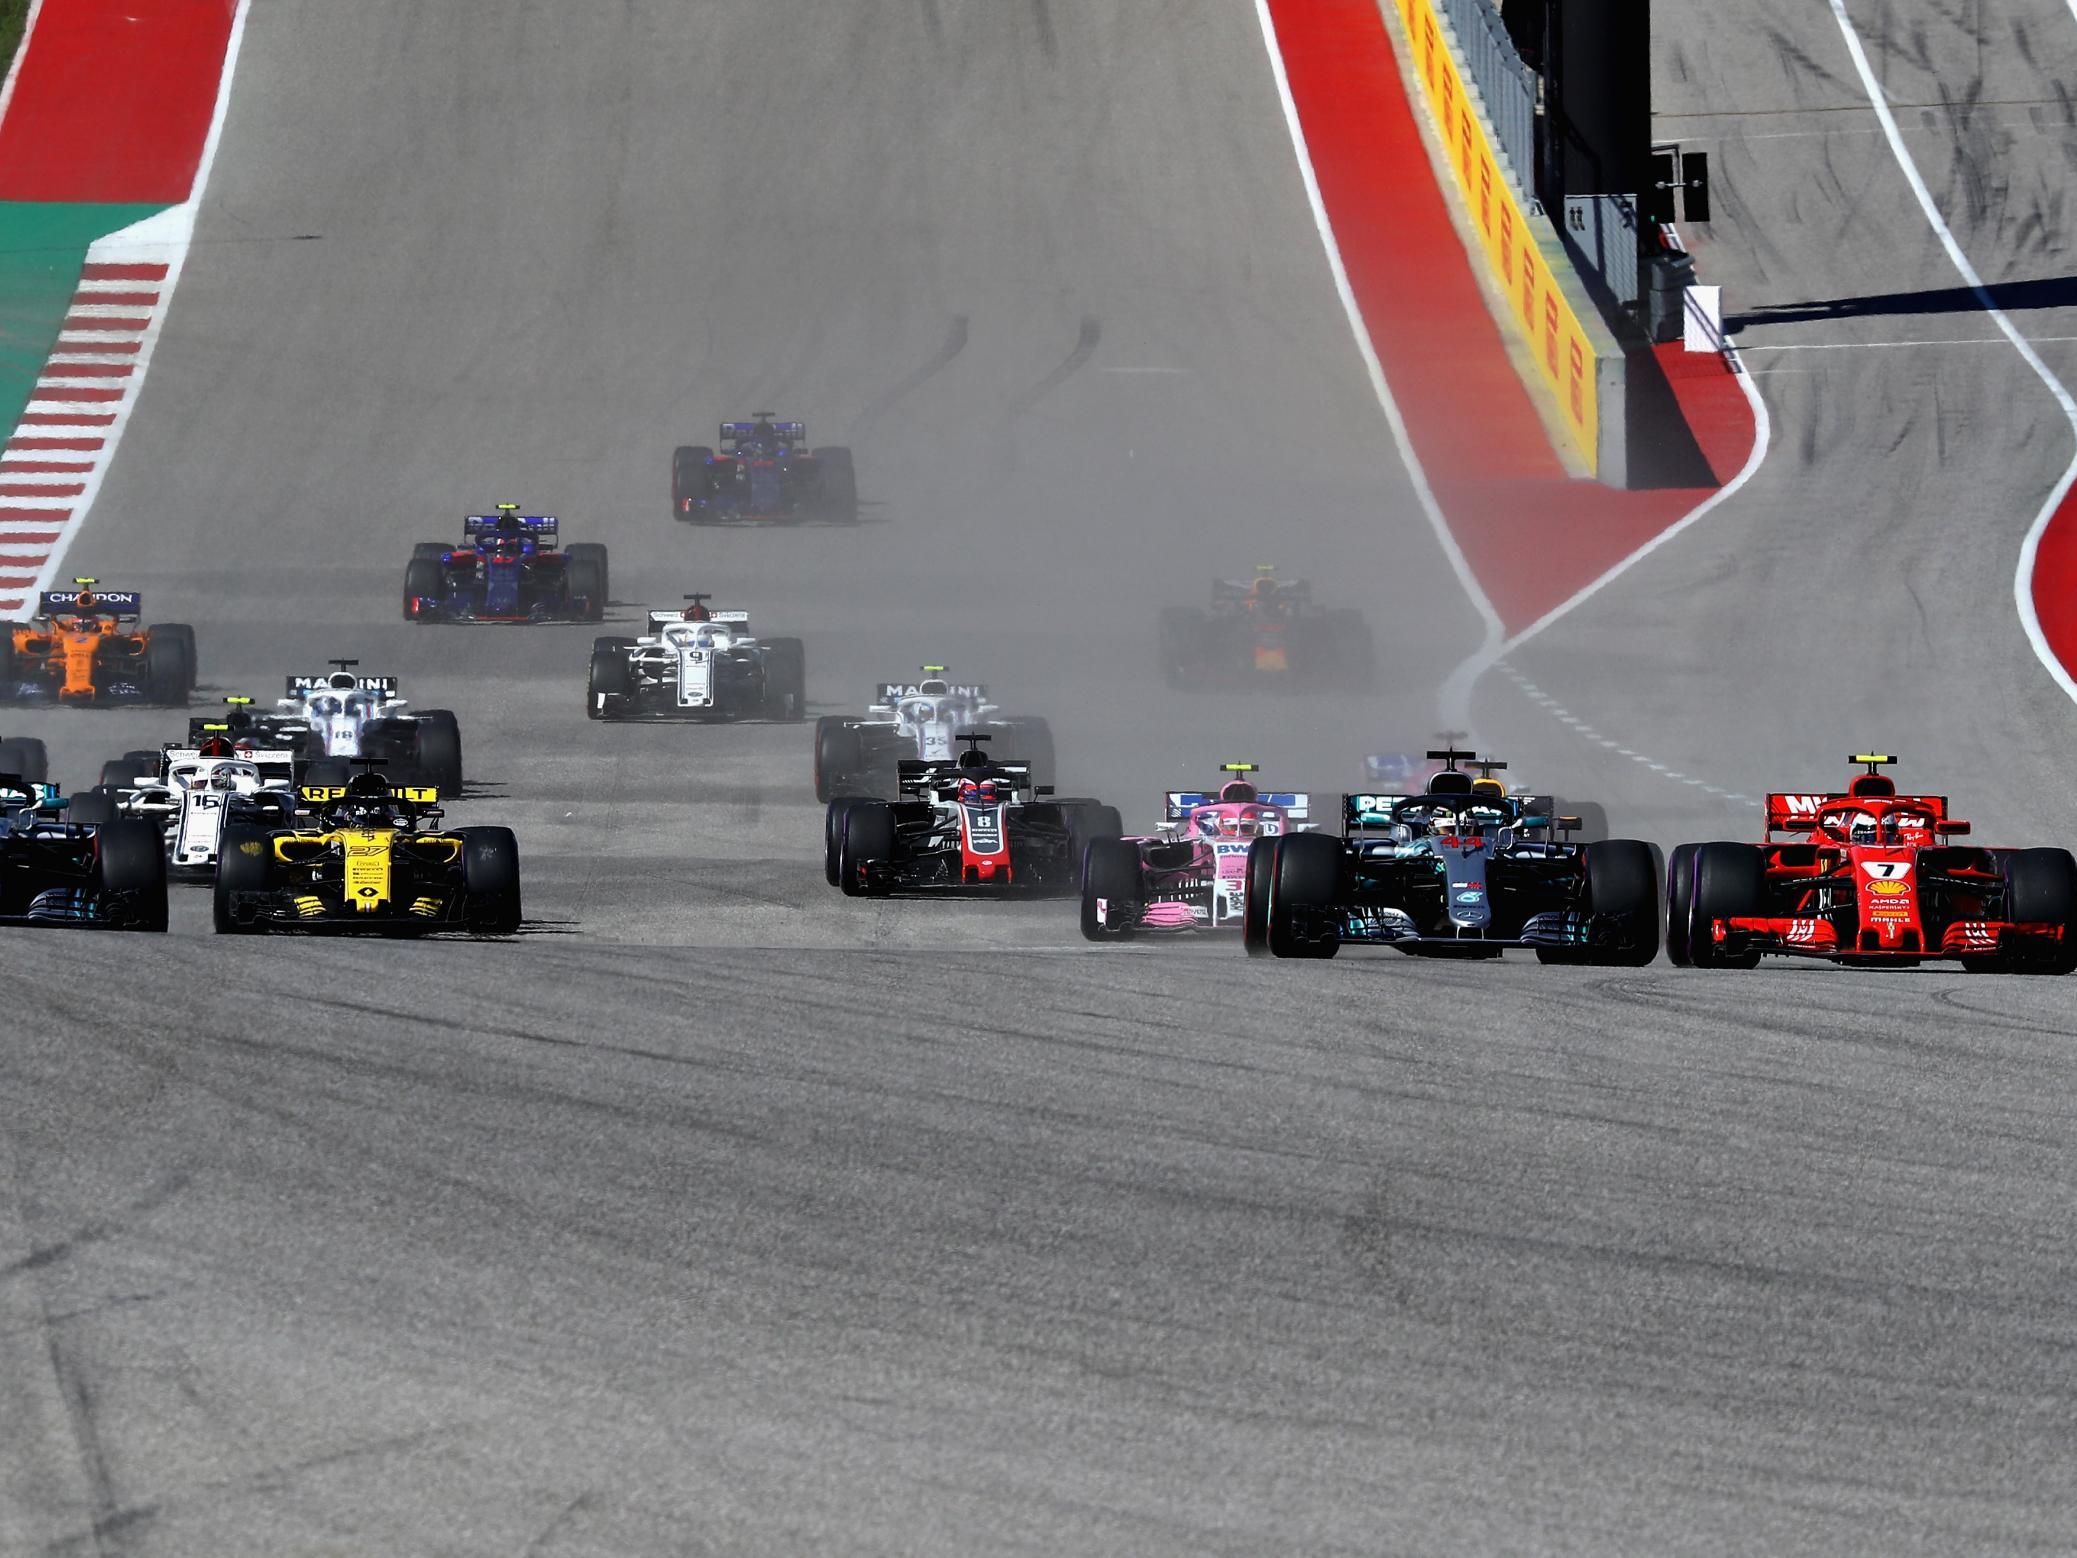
{"left": 271, "top": 664, "right": 464, "bottom": 791}
{"left": 826, "top": 735, "right": 1120, "bottom": 898}
{"left": 2, "top": 580, "right": 196, "bottom": 706}
{"left": 0, "top": 774, "right": 167, "bottom": 930}
{"left": 212, "top": 768, "right": 521, "bottom": 935}
{"left": 1081, "top": 764, "right": 1314, "bottom": 939}
{"left": 1245, "top": 750, "right": 1656, "bottom": 962}
{"left": 1667, "top": 755, "right": 2077, "bottom": 972}
{"left": 671, "top": 416, "right": 856, "bottom": 523}
{"left": 813, "top": 666, "right": 1054, "bottom": 799}
{"left": 587, "top": 597, "right": 805, "bottom": 721}
{"left": 403, "top": 505, "right": 608, "bottom": 623}
{"left": 1159, "top": 567, "right": 1372, "bottom": 691}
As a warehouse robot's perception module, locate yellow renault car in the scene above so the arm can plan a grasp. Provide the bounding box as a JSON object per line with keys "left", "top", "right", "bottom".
{"left": 212, "top": 769, "right": 520, "bottom": 935}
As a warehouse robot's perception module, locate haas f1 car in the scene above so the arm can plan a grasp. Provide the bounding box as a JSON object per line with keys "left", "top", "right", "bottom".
{"left": 825, "top": 735, "right": 1120, "bottom": 898}
{"left": 1082, "top": 764, "right": 1314, "bottom": 939}
{"left": 587, "top": 598, "right": 805, "bottom": 721}
{"left": 212, "top": 769, "right": 521, "bottom": 936}
{"left": 1159, "top": 567, "right": 1373, "bottom": 692}
{"left": 1667, "top": 755, "right": 2077, "bottom": 972}
{"left": 0, "top": 773, "right": 167, "bottom": 930}
{"left": 403, "top": 505, "right": 608, "bottom": 623}
{"left": 814, "top": 667, "right": 1054, "bottom": 800}
{"left": 672, "top": 416, "right": 856, "bottom": 523}
{"left": 2, "top": 580, "right": 196, "bottom": 707}
{"left": 1246, "top": 750, "right": 1657, "bottom": 962}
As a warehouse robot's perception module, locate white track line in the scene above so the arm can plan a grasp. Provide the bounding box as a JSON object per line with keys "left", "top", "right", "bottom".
{"left": 1827, "top": 0, "right": 2077, "bottom": 707}
{"left": 13, "top": 0, "right": 255, "bottom": 613}
{"left": 1249, "top": 0, "right": 1505, "bottom": 681}
{"left": 0, "top": 0, "right": 44, "bottom": 127}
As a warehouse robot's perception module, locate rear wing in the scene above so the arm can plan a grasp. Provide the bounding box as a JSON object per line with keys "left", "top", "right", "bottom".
{"left": 298, "top": 783, "right": 440, "bottom": 806}
{"left": 286, "top": 673, "right": 398, "bottom": 696}
{"left": 720, "top": 420, "right": 805, "bottom": 444}
{"left": 897, "top": 759, "right": 1033, "bottom": 795}
{"left": 1213, "top": 577, "right": 1309, "bottom": 602}
{"left": 39, "top": 588, "right": 140, "bottom": 617}
{"left": 1343, "top": 793, "right": 1410, "bottom": 834}
{"left": 463, "top": 514, "right": 558, "bottom": 546}
{"left": 1164, "top": 791, "right": 1313, "bottom": 826}
{"left": 647, "top": 608, "right": 750, "bottom": 631}
{"left": 1764, "top": 791, "right": 1957, "bottom": 837}
{"left": 876, "top": 680, "right": 986, "bottom": 702}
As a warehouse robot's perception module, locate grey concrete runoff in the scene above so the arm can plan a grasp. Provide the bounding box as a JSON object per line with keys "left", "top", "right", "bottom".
{"left": 4, "top": 2, "right": 2077, "bottom": 1554}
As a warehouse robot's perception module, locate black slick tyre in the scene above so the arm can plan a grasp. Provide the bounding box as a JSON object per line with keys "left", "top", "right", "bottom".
{"left": 0, "top": 736, "right": 48, "bottom": 783}
{"left": 1267, "top": 832, "right": 1341, "bottom": 958}
{"left": 672, "top": 445, "right": 714, "bottom": 517}
{"left": 67, "top": 787, "right": 119, "bottom": 827}
{"left": 812, "top": 447, "right": 857, "bottom": 522}
{"left": 1158, "top": 606, "right": 1206, "bottom": 689}
{"left": 2002, "top": 847, "right": 2077, "bottom": 973}
{"left": 96, "top": 818, "right": 168, "bottom": 931}
{"left": 1577, "top": 838, "right": 1660, "bottom": 966}
{"left": 461, "top": 826, "right": 523, "bottom": 933}
{"left": 587, "top": 638, "right": 634, "bottom": 719}
{"left": 761, "top": 638, "right": 806, "bottom": 721}
{"left": 815, "top": 716, "right": 864, "bottom": 801}
{"left": 1080, "top": 836, "right": 1142, "bottom": 941}
{"left": 564, "top": 545, "right": 609, "bottom": 621}
{"left": 403, "top": 557, "right": 445, "bottom": 619}
{"left": 1688, "top": 842, "right": 1765, "bottom": 968}
{"left": 824, "top": 798, "right": 865, "bottom": 886}
{"left": 157, "top": 624, "right": 199, "bottom": 690}
{"left": 412, "top": 710, "right": 464, "bottom": 792}
{"left": 1664, "top": 842, "right": 1699, "bottom": 966}
{"left": 213, "top": 828, "right": 272, "bottom": 933}
{"left": 838, "top": 802, "right": 895, "bottom": 897}
{"left": 412, "top": 541, "right": 449, "bottom": 562}
{"left": 145, "top": 633, "right": 191, "bottom": 705}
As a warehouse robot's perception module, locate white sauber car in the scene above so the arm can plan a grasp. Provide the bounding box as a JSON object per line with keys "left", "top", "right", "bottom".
{"left": 813, "top": 665, "right": 1054, "bottom": 801}
{"left": 586, "top": 596, "right": 806, "bottom": 721}
{"left": 277, "top": 660, "right": 463, "bottom": 791}
{"left": 113, "top": 743, "right": 299, "bottom": 876}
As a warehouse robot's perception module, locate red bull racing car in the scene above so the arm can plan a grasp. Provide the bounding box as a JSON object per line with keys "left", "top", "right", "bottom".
{"left": 1667, "top": 755, "right": 2077, "bottom": 971}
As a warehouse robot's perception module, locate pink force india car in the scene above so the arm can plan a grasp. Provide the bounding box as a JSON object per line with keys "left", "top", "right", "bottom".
{"left": 1080, "top": 764, "right": 1314, "bottom": 939}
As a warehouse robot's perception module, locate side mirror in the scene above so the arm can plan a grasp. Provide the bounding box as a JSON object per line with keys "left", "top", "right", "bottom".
{"left": 1036, "top": 785, "right": 1056, "bottom": 795}
{"left": 1941, "top": 820, "right": 1971, "bottom": 836}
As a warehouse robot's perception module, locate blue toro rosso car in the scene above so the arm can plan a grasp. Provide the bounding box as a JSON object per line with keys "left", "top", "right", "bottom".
{"left": 671, "top": 415, "right": 857, "bottom": 523}
{"left": 402, "top": 505, "right": 609, "bottom": 623}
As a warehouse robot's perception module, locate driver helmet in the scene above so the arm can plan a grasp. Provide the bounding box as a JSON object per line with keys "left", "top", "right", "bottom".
{"left": 196, "top": 736, "right": 233, "bottom": 758}
{"left": 1197, "top": 806, "right": 1264, "bottom": 840}
{"left": 959, "top": 778, "right": 999, "bottom": 804}
{"left": 208, "top": 768, "right": 242, "bottom": 793}
{"left": 1848, "top": 809, "right": 1880, "bottom": 845}
{"left": 325, "top": 771, "right": 394, "bottom": 828}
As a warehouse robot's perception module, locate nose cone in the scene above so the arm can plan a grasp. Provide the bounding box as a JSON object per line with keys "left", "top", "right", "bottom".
{"left": 1440, "top": 844, "right": 1491, "bottom": 928}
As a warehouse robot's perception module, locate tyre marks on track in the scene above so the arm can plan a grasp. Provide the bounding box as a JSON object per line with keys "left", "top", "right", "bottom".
{"left": 848, "top": 312, "right": 969, "bottom": 442}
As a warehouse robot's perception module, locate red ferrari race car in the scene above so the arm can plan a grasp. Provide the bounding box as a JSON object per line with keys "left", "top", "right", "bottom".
{"left": 1667, "top": 755, "right": 2077, "bottom": 972}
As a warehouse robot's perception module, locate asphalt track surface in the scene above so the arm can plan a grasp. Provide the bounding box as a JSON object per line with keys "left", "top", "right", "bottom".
{"left": 5, "top": 2, "right": 2077, "bottom": 1553}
